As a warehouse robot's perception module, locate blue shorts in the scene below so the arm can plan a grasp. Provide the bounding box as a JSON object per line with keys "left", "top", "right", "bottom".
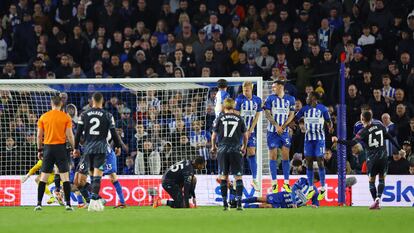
{"left": 266, "top": 193, "right": 289, "bottom": 208}
{"left": 267, "top": 131, "right": 291, "bottom": 149}
{"left": 103, "top": 149, "right": 117, "bottom": 175}
{"left": 247, "top": 132, "right": 256, "bottom": 148}
{"left": 304, "top": 140, "right": 325, "bottom": 157}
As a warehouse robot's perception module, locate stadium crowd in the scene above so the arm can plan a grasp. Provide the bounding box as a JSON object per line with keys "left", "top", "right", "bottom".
{"left": 0, "top": 0, "right": 414, "bottom": 176}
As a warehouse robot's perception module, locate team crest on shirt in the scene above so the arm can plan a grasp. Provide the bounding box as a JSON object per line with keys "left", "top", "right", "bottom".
{"left": 315, "top": 111, "right": 321, "bottom": 117}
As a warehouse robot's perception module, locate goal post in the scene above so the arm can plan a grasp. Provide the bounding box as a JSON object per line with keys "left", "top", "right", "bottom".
{"left": 0, "top": 77, "right": 263, "bottom": 206}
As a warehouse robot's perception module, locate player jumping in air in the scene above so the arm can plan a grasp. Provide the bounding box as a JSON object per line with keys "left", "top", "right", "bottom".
{"left": 332, "top": 111, "right": 405, "bottom": 209}
{"left": 264, "top": 79, "right": 296, "bottom": 193}
{"left": 153, "top": 157, "right": 206, "bottom": 208}
{"left": 73, "top": 92, "right": 122, "bottom": 211}
{"left": 211, "top": 98, "right": 248, "bottom": 210}
{"left": 235, "top": 81, "right": 262, "bottom": 191}
{"left": 295, "top": 91, "right": 333, "bottom": 201}
{"left": 236, "top": 177, "right": 319, "bottom": 208}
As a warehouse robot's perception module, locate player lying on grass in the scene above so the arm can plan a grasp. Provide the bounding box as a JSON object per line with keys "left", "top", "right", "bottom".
{"left": 153, "top": 157, "right": 206, "bottom": 208}
{"left": 22, "top": 160, "right": 63, "bottom": 205}
{"left": 231, "top": 176, "right": 320, "bottom": 208}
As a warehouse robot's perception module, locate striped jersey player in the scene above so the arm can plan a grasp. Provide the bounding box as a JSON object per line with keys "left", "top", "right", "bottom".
{"left": 214, "top": 79, "right": 230, "bottom": 118}
{"left": 239, "top": 177, "right": 319, "bottom": 208}
{"left": 263, "top": 80, "right": 295, "bottom": 194}
{"left": 235, "top": 81, "right": 262, "bottom": 190}
{"left": 295, "top": 92, "right": 333, "bottom": 200}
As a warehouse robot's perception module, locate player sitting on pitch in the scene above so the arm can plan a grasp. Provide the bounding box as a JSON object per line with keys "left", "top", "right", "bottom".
{"left": 153, "top": 157, "right": 206, "bottom": 208}
{"left": 232, "top": 176, "right": 320, "bottom": 209}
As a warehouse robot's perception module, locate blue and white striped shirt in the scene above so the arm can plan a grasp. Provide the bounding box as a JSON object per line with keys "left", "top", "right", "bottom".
{"left": 382, "top": 87, "right": 396, "bottom": 99}
{"left": 235, "top": 94, "right": 262, "bottom": 132}
{"left": 190, "top": 130, "right": 211, "bottom": 160}
{"left": 295, "top": 104, "right": 331, "bottom": 141}
{"left": 263, "top": 94, "right": 295, "bottom": 132}
{"left": 214, "top": 90, "right": 230, "bottom": 118}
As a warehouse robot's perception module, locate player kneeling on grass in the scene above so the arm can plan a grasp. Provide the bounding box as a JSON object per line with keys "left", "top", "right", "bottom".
{"left": 236, "top": 176, "right": 320, "bottom": 209}
{"left": 153, "top": 157, "right": 205, "bottom": 208}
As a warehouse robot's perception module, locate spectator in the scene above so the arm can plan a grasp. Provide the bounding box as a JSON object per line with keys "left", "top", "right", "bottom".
{"left": 1, "top": 61, "right": 16, "bottom": 79}
{"left": 123, "top": 156, "right": 135, "bottom": 175}
{"left": 242, "top": 31, "right": 264, "bottom": 57}
{"left": 402, "top": 141, "right": 414, "bottom": 164}
{"left": 134, "top": 140, "right": 161, "bottom": 175}
{"left": 388, "top": 150, "right": 410, "bottom": 174}
{"left": 382, "top": 113, "right": 398, "bottom": 157}
{"left": 324, "top": 148, "right": 338, "bottom": 174}
{"left": 203, "top": 13, "right": 223, "bottom": 40}
{"left": 369, "top": 88, "right": 388, "bottom": 119}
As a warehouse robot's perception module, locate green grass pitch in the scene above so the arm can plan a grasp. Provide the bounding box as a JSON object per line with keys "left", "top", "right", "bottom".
{"left": 1, "top": 206, "right": 413, "bottom": 233}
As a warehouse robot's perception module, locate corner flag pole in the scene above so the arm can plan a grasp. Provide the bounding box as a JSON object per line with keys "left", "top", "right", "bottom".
{"left": 337, "top": 52, "right": 347, "bottom": 206}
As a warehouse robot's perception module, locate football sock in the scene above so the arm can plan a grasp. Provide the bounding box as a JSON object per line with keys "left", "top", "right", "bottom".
{"left": 91, "top": 176, "right": 102, "bottom": 200}
{"left": 369, "top": 181, "right": 377, "bottom": 200}
{"left": 79, "top": 185, "right": 90, "bottom": 203}
{"left": 76, "top": 193, "right": 84, "bottom": 204}
{"left": 306, "top": 168, "right": 314, "bottom": 185}
{"left": 220, "top": 180, "right": 228, "bottom": 206}
{"left": 84, "top": 182, "right": 92, "bottom": 192}
{"left": 112, "top": 180, "right": 125, "bottom": 204}
{"left": 319, "top": 167, "right": 326, "bottom": 189}
{"left": 63, "top": 181, "right": 71, "bottom": 206}
{"left": 54, "top": 174, "right": 61, "bottom": 192}
{"left": 377, "top": 179, "right": 385, "bottom": 199}
{"left": 282, "top": 160, "right": 290, "bottom": 181}
{"left": 235, "top": 180, "right": 243, "bottom": 205}
{"left": 248, "top": 155, "right": 257, "bottom": 179}
{"left": 37, "top": 181, "right": 46, "bottom": 206}
{"left": 269, "top": 160, "right": 278, "bottom": 181}
{"left": 241, "top": 197, "right": 258, "bottom": 203}
{"left": 166, "top": 200, "right": 174, "bottom": 207}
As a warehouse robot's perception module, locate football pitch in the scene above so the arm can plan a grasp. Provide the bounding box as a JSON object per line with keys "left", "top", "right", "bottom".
{"left": 0, "top": 206, "right": 413, "bottom": 233}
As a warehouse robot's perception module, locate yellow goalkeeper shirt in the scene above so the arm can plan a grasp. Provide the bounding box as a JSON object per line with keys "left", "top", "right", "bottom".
{"left": 28, "top": 160, "right": 55, "bottom": 184}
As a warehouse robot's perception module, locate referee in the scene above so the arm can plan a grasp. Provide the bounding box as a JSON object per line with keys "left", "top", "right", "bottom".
{"left": 211, "top": 98, "right": 248, "bottom": 211}
{"left": 35, "top": 95, "right": 75, "bottom": 211}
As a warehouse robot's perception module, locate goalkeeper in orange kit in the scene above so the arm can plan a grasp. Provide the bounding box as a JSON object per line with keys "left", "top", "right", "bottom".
{"left": 21, "top": 160, "right": 64, "bottom": 205}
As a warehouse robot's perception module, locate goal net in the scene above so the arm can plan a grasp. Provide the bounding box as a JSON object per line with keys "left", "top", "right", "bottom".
{"left": 0, "top": 78, "right": 263, "bottom": 206}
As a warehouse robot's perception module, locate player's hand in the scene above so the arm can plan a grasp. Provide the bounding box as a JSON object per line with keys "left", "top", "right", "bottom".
{"left": 331, "top": 136, "right": 338, "bottom": 143}
{"left": 328, "top": 126, "right": 334, "bottom": 134}
{"left": 276, "top": 125, "right": 284, "bottom": 135}
{"left": 210, "top": 146, "right": 217, "bottom": 155}
{"left": 240, "top": 145, "right": 247, "bottom": 155}
{"left": 21, "top": 175, "right": 29, "bottom": 183}
{"left": 115, "top": 147, "right": 121, "bottom": 156}
{"left": 292, "top": 204, "right": 297, "bottom": 208}
{"left": 37, "top": 151, "right": 43, "bottom": 160}
{"left": 399, "top": 149, "right": 406, "bottom": 158}
{"left": 311, "top": 204, "right": 319, "bottom": 208}
{"left": 72, "top": 149, "right": 80, "bottom": 158}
